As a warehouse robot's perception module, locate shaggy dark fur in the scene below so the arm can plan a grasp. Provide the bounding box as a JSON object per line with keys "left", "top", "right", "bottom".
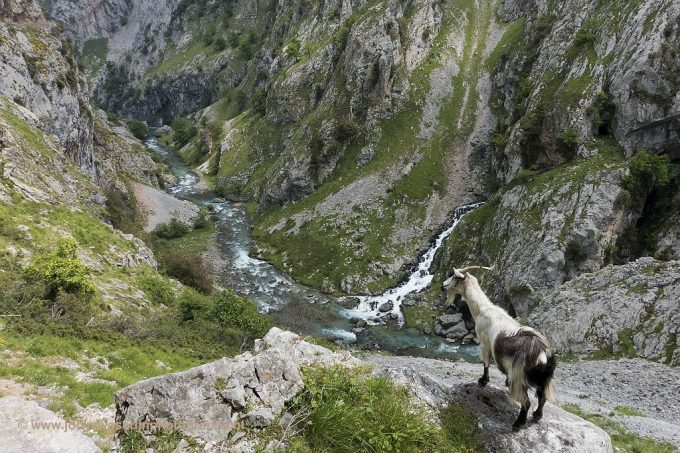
{"left": 494, "top": 329, "right": 557, "bottom": 429}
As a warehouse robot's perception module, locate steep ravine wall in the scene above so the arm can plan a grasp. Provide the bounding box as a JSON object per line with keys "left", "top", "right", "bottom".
{"left": 59, "top": 0, "right": 680, "bottom": 300}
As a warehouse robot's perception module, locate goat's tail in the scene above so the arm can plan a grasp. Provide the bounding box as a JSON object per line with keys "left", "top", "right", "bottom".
{"left": 507, "top": 328, "right": 557, "bottom": 404}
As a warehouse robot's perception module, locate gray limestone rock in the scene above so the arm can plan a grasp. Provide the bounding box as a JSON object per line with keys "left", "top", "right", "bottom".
{"left": 114, "top": 328, "right": 357, "bottom": 442}
{"left": 530, "top": 258, "right": 680, "bottom": 365}
{"left": 0, "top": 396, "right": 101, "bottom": 453}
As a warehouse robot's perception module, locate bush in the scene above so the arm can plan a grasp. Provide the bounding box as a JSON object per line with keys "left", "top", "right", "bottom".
{"left": 212, "top": 290, "right": 271, "bottom": 337}
{"left": 126, "top": 119, "right": 149, "bottom": 140}
{"left": 284, "top": 36, "right": 301, "bottom": 60}
{"left": 105, "top": 188, "right": 141, "bottom": 235}
{"left": 171, "top": 118, "right": 198, "bottom": 146}
{"left": 160, "top": 252, "right": 213, "bottom": 293}
{"left": 214, "top": 36, "right": 227, "bottom": 51}
{"left": 333, "top": 120, "right": 358, "bottom": 143}
{"left": 192, "top": 212, "right": 208, "bottom": 229}
{"left": 177, "top": 288, "right": 212, "bottom": 321}
{"left": 107, "top": 111, "right": 120, "bottom": 124}
{"left": 286, "top": 366, "right": 480, "bottom": 452}
{"left": 624, "top": 150, "right": 670, "bottom": 210}
{"left": 139, "top": 273, "right": 175, "bottom": 306}
{"left": 27, "top": 238, "right": 96, "bottom": 300}
{"left": 153, "top": 219, "right": 190, "bottom": 239}
{"left": 251, "top": 87, "right": 267, "bottom": 115}
{"left": 565, "top": 240, "right": 588, "bottom": 265}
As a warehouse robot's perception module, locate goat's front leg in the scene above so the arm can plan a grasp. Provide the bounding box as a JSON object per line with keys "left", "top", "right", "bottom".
{"left": 478, "top": 344, "right": 492, "bottom": 387}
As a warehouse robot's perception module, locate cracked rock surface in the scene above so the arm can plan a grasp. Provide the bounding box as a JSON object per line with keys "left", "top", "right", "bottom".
{"left": 114, "top": 328, "right": 357, "bottom": 442}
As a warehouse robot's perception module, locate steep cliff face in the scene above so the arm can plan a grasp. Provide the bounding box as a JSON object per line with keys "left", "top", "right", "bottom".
{"left": 431, "top": 0, "right": 680, "bottom": 316}
{"left": 69, "top": 0, "right": 679, "bottom": 297}
{"left": 488, "top": 0, "right": 680, "bottom": 185}
{"left": 0, "top": 0, "right": 159, "bottom": 190}
{"left": 0, "top": 7, "right": 96, "bottom": 176}
{"left": 529, "top": 257, "right": 680, "bottom": 366}
{"left": 0, "top": 0, "right": 43, "bottom": 22}
{"left": 48, "top": 0, "right": 131, "bottom": 44}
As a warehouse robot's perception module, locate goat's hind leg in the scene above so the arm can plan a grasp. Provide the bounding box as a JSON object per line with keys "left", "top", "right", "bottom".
{"left": 533, "top": 388, "right": 547, "bottom": 421}
{"left": 512, "top": 388, "right": 531, "bottom": 431}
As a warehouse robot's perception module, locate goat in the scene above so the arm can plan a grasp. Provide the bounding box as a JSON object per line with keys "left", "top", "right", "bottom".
{"left": 443, "top": 266, "right": 556, "bottom": 430}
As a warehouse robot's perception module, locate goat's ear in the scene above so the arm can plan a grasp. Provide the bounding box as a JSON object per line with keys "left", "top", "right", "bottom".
{"left": 453, "top": 268, "right": 466, "bottom": 279}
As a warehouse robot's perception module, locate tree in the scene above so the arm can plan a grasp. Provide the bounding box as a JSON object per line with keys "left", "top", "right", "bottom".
{"left": 126, "top": 119, "right": 149, "bottom": 140}
{"left": 171, "top": 117, "right": 198, "bottom": 146}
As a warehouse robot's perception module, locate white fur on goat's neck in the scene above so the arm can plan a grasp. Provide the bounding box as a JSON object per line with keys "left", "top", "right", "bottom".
{"left": 446, "top": 272, "right": 522, "bottom": 351}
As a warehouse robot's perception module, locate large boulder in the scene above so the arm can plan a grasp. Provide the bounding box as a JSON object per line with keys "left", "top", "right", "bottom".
{"left": 530, "top": 258, "right": 680, "bottom": 365}
{"left": 0, "top": 396, "right": 100, "bottom": 453}
{"left": 368, "top": 355, "right": 613, "bottom": 453}
{"left": 114, "top": 328, "right": 357, "bottom": 443}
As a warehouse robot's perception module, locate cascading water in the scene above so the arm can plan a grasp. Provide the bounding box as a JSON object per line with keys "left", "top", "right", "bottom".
{"left": 146, "top": 136, "right": 480, "bottom": 360}
{"left": 344, "top": 202, "right": 483, "bottom": 325}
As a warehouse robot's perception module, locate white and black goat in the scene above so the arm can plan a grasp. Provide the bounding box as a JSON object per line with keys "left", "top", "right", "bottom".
{"left": 443, "top": 266, "right": 556, "bottom": 430}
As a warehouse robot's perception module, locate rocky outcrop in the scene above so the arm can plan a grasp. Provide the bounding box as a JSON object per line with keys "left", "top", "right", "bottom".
{"left": 0, "top": 396, "right": 101, "bottom": 453}
{"left": 529, "top": 257, "right": 680, "bottom": 365}
{"left": 114, "top": 328, "right": 357, "bottom": 443}
{"left": 48, "top": 0, "right": 131, "bottom": 44}
{"left": 114, "top": 328, "right": 617, "bottom": 452}
{"left": 435, "top": 156, "right": 630, "bottom": 318}
{"left": 0, "top": 6, "right": 96, "bottom": 177}
{"left": 0, "top": 0, "right": 43, "bottom": 23}
{"left": 369, "top": 354, "right": 614, "bottom": 453}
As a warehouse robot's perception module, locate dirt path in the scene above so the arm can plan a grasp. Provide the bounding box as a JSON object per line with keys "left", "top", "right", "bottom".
{"left": 132, "top": 182, "right": 198, "bottom": 232}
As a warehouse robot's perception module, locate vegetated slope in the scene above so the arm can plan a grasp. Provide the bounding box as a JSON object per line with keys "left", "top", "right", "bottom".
{"left": 1, "top": 0, "right": 275, "bottom": 420}
{"left": 67, "top": 0, "right": 679, "bottom": 301}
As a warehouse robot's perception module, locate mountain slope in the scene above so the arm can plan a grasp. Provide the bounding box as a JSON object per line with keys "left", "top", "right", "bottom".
{"left": 51, "top": 0, "right": 680, "bottom": 303}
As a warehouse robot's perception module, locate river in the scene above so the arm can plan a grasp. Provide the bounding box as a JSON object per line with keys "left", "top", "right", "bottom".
{"left": 147, "top": 137, "right": 479, "bottom": 361}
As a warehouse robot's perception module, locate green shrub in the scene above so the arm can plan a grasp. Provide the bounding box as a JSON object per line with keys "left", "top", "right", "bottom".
{"left": 192, "top": 212, "right": 208, "bottom": 229}
{"left": 171, "top": 118, "right": 198, "bottom": 146}
{"left": 177, "top": 287, "right": 212, "bottom": 321}
{"left": 214, "top": 36, "right": 227, "bottom": 51}
{"left": 333, "top": 120, "right": 358, "bottom": 143}
{"left": 139, "top": 273, "right": 175, "bottom": 306}
{"left": 105, "top": 188, "right": 142, "bottom": 235}
{"left": 126, "top": 119, "right": 149, "bottom": 140}
{"left": 558, "top": 127, "right": 579, "bottom": 154}
{"left": 285, "top": 36, "right": 301, "bottom": 60}
{"left": 107, "top": 111, "right": 120, "bottom": 124}
{"left": 212, "top": 290, "right": 270, "bottom": 337}
{"left": 624, "top": 150, "right": 670, "bottom": 210}
{"left": 565, "top": 240, "right": 588, "bottom": 265}
{"left": 27, "top": 238, "right": 96, "bottom": 299}
{"left": 286, "top": 366, "right": 480, "bottom": 452}
{"left": 153, "top": 219, "right": 190, "bottom": 239}
{"left": 573, "top": 19, "right": 597, "bottom": 47}
{"left": 160, "top": 252, "right": 213, "bottom": 293}
{"left": 252, "top": 87, "right": 267, "bottom": 115}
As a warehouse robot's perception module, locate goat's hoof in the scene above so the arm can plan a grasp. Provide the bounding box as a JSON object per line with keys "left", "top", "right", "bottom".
{"left": 477, "top": 378, "right": 489, "bottom": 387}
{"left": 532, "top": 411, "right": 543, "bottom": 421}
{"left": 512, "top": 421, "right": 526, "bottom": 432}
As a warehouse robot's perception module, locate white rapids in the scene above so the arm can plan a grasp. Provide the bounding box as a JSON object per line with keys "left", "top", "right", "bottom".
{"left": 344, "top": 202, "right": 483, "bottom": 325}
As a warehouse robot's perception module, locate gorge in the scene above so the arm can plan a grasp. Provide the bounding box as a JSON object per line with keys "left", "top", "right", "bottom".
{"left": 1, "top": 0, "right": 679, "bottom": 451}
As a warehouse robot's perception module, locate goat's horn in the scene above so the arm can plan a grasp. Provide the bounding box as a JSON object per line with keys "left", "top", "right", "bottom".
{"left": 458, "top": 265, "right": 494, "bottom": 274}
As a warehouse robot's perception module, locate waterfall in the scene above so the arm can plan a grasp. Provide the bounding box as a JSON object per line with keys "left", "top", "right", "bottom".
{"left": 346, "top": 202, "right": 483, "bottom": 325}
